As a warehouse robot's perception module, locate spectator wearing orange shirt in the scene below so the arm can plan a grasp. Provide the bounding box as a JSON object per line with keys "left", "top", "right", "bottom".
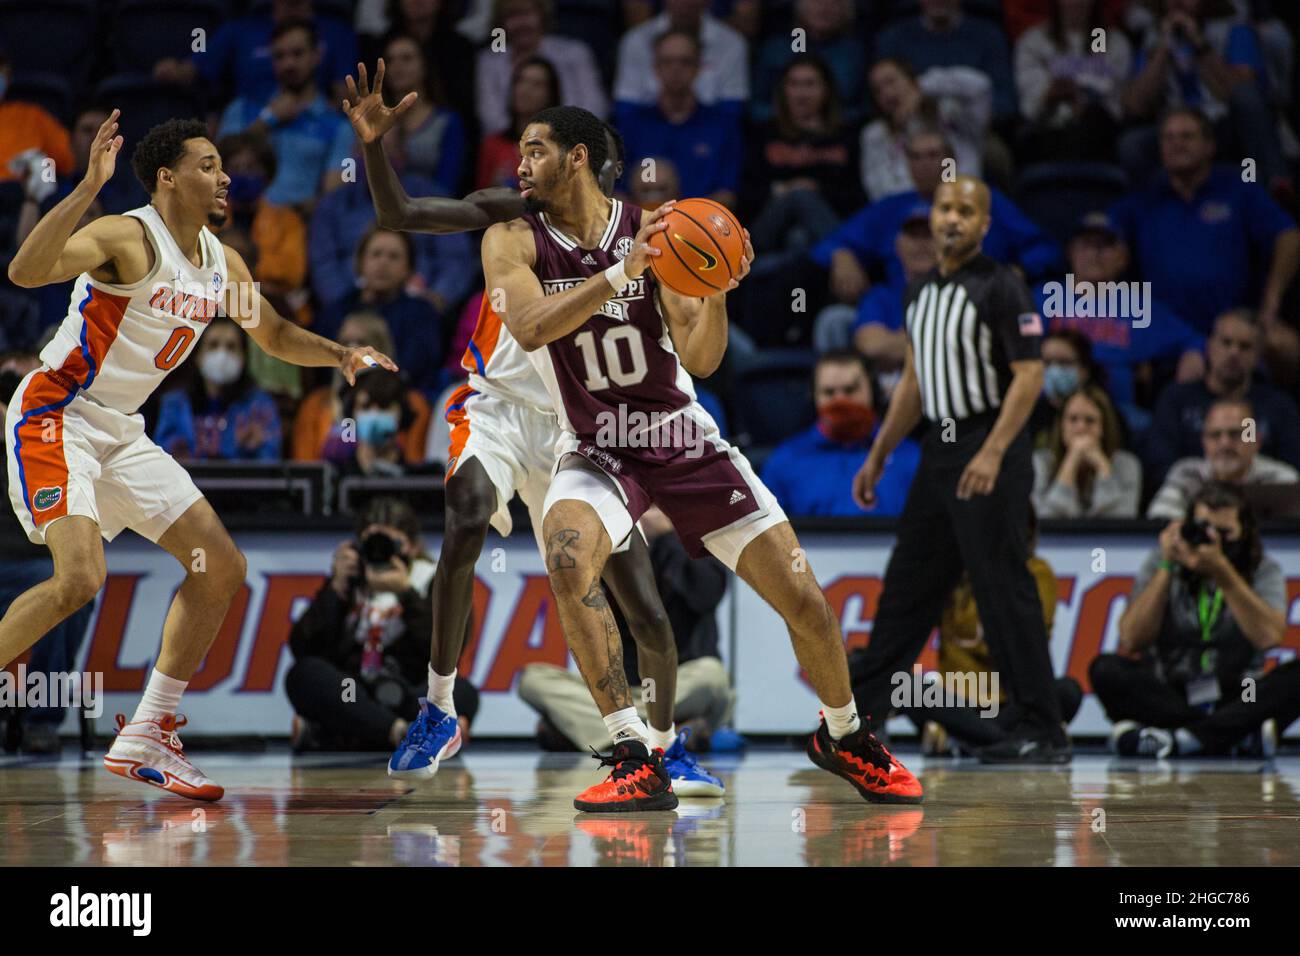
{"left": 292, "top": 311, "right": 431, "bottom": 467}
{"left": 0, "top": 52, "right": 74, "bottom": 185}
{"left": 215, "top": 131, "right": 309, "bottom": 317}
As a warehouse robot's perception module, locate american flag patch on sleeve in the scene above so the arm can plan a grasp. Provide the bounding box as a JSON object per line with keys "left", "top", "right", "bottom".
{"left": 1018, "top": 312, "right": 1043, "bottom": 336}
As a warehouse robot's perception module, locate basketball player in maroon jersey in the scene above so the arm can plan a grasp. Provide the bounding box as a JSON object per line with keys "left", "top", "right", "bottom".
{"left": 343, "top": 63, "right": 722, "bottom": 793}
{"left": 482, "top": 106, "right": 923, "bottom": 810}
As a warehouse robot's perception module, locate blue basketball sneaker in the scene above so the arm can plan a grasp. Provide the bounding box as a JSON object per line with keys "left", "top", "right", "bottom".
{"left": 662, "top": 730, "right": 724, "bottom": 797}
{"left": 388, "top": 699, "right": 462, "bottom": 779}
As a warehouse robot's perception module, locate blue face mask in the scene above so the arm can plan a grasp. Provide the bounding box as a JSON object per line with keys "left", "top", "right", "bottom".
{"left": 356, "top": 409, "right": 400, "bottom": 445}
{"left": 1043, "top": 363, "right": 1080, "bottom": 401}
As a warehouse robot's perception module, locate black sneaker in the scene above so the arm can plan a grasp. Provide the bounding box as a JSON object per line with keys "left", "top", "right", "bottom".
{"left": 806, "top": 719, "right": 924, "bottom": 804}
{"left": 573, "top": 739, "right": 679, "bottom": 812}
{"left": 977, "top": 735, "right": 1073, "bottom": 764}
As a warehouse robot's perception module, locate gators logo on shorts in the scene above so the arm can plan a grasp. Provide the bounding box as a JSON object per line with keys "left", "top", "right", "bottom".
{"left": 32, "top": 486, "right": 63, "bottom": 511}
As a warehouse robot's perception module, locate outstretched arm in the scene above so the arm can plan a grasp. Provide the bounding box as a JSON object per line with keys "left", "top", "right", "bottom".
{"left": 223, "top": 245, "right": 398, "bottom": 384}
{"left": 8, "top": 109, "right": 128, "bottom": 287}
{"left": 345, "top": 60, "right": 526, "bottom": 234}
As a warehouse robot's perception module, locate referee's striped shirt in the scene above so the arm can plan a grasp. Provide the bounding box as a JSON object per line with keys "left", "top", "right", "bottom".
{"left": 904, "top": 254, "right": 1043, "bottom": 423}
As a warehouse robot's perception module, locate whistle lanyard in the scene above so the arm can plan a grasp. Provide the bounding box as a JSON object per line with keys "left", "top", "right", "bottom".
{"left": 1197, "top": 585, "right": 1224, "bottom": 672}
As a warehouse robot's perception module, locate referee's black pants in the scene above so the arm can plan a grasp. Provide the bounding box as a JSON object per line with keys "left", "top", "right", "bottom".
{"left": 849, "top": 419, "right": 1066, "bottom": 742}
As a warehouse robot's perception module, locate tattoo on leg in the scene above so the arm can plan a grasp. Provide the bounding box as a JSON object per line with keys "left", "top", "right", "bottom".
{"left": 546, "top": 528, "right": 580, "bottom": 571}
{"left": 591, "top": 582, "right": 629, "bottom": 703}
{"left": 580, "top": 578, "right": 608, "bottom": 610}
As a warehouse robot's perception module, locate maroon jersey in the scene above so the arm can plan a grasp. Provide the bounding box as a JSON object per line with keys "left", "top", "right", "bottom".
{"left": 524, "top": 199, "right": 698, "bottom": 455}
{"left": 522, "top": 198, "right": 772, "bottom": 558}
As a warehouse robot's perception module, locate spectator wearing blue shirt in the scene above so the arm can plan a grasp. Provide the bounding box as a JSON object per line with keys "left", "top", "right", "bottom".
{"left": 615, "top": 30, "right": 743, "bottom": 207}
{"left": 875, "top": 0, "right": 1018, "bottom": 124}
{"left": 844, "top": 208, "right": 935, "bottom": 403}
{"left": 1146, "top": 309, "right": 1300, "bottom": 482}
{"left": 762, "top": 351, "right": 920, "bottom": 517}
{"left": 153, "top": 0, "right": 358, "bottom": 107}
{"left": 217, "top": 20, "right": 354, "bottom": 210}
{"left": 154, "top": 317, "right": 283, "bottom": 461}
{"left": 1108, "top": 108, "right": 1299, "bottom": 343}
{"left": 1036, "top": 212, "right": 1204, "bottom": 411}
{"left": 316, "top": 226, "right": 447, "bottom": 397}
{"left": 811, "top": 126, "right": 1060, "bottom": 307}
{"left": 1120, "top": 0, "right": 1289, "bottom": 193}
{"left": 751, "top": 0, "right": 867, "bottom": 124}
{"left": 309, "top": 165, "right": 475, "bottom": 319}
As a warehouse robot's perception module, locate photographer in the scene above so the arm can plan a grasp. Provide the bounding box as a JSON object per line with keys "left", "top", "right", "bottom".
{"left": 286, "top": 497, "right": 478, "bottom": 751}
{"left": 1091, "top": 482, "right": 1299, "bottom": 757}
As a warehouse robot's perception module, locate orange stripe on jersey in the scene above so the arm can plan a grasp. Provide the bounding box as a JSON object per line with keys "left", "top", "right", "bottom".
{"left": 444, "top": 383, "right": 477, "bottom": 477}
{"left": 11, "top": 371, "right": 77, "bottom": 527}
{"left": 61, "top": 286, "right": 130, "bottom": 387}
{"left": 462, "top": 294, "right": 502, "bottom": 377}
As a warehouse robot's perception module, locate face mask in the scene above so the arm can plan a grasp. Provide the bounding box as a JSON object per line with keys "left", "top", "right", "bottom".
{"left": 199, "top": 348, "right": 243, "bottom": 386}
{"left": 356, "top": 409, "right": 400, "bottom": 445}
{"left": 818, "top": 398, "right": 875, "bottom": 444}
{"left": 226, "top": 172, "right": 266, "bottom": 205}
{"left": 1043, "top": 363, "right": 1080, "bottom": 401}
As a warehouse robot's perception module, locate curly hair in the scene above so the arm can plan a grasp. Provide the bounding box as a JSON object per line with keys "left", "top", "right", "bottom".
{"left": 527, "top": 106, "right": 608, "bottom": 183}
{"left": 131, "top": 118, "right": 209, "bottom": 194}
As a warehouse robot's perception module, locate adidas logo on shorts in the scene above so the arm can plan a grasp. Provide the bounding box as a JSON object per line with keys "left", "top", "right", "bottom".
{"left": 729, "top": 490, "right": 747, "bottom": 505}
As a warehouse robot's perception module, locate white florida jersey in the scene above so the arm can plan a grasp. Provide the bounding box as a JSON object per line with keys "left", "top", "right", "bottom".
{"left": 459, "top": 290, "right": 555, "bottom": 414}
{"left": 38, "top": 204, "right": 228, "bottom": 415}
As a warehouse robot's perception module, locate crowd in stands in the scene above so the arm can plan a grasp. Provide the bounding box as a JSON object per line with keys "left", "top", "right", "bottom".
{"left": 0, "top": 0, "right": 1298, "bottom": 524}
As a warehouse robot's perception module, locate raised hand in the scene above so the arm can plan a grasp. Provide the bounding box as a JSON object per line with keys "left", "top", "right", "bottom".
{"left": 343, "top": 59, "right": 418, "bottom": 145}
{"left": 84, "top": 109, "right": 123, "bottom": 191}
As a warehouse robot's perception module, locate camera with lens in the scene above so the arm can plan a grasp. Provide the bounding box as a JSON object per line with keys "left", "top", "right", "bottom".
{"left": 1181, "top": 518, "right": 1213, "bottom": 548}
{"left": 359, "top": 529, "right": 403, "bottom": 568}
{"left": 347, "top": 530, "right": 407, "bottom": 591}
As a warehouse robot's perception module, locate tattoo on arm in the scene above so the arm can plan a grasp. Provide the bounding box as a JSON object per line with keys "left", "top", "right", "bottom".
{"left": 546, "top": 528, "right": 580, "bottom": 570}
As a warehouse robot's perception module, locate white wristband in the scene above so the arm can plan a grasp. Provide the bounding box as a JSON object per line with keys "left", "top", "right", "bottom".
{"left": 603, "top": 260, "right": 631, "bottom": 294}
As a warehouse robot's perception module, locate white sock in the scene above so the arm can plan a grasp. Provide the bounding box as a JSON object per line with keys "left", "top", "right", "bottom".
{"left": 428, "top": 665, "right": 457, "bottom": 718}
{"left": 604, "top": 707, "right": 651, "bottom": 748}
{"left": 645, "top": 722, "right": 676, "bottom": 753}
{"left": 821, "top": 699, "right": 861, "bottom": 741}
{"left": 1174, "top": 728, "right": 1202, "bottom": 755}
{"left": 132, "top": 669, "right": 187, "bottom": 723}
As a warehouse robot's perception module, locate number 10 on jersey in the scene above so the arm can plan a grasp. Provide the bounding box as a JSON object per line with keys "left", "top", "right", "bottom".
{"left": 574, "top": 326, "right": 648, "bottom": 390}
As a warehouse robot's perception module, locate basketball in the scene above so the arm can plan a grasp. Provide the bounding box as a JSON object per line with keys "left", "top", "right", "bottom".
{"left": 647, "top": 198, "right": 746, "bottom": 298}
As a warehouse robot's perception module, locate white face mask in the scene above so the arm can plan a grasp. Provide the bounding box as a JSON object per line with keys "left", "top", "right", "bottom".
{"left": 199, "top": 348, "right": 243, "bottom": 387}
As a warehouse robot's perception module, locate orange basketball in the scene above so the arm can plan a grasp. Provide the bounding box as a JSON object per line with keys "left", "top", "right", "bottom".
{"left": 647, "top": 198, "right": 746, "bottom": 298}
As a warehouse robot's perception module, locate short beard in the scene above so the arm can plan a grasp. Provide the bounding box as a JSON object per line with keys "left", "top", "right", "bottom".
{"left": 207, "top": 211, "right": 227, "bottom": 228}
{"left": 522, "top": 194, "right": 545, "bottom": 214}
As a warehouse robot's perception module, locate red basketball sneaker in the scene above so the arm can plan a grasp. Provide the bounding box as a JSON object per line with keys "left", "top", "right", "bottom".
{"left": 806, "top": 718, "right": 923, "bottom": 804}
{"left": 573, "top": 739, "right": 679, "bottom": 813}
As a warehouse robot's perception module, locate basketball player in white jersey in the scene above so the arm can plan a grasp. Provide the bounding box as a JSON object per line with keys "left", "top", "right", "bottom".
{"left": 3, "top": 112, "right": 396, "bottom": 801}
{"left": 343, "top": 62, "right": 724, "bottom": 797}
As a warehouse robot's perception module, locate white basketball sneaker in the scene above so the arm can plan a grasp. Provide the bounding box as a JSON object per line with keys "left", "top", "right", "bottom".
{"left": 103, "top": 714, "right": 225, "bottom": 802}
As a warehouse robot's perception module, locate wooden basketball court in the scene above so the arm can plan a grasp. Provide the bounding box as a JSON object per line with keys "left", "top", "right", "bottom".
{"left": 3, "top": 747, "right": 1298, "bottom": 867}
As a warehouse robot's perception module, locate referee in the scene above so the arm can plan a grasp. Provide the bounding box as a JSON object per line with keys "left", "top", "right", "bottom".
{"left": 851, "top": 175, "right": 1070, "bottom": 763}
